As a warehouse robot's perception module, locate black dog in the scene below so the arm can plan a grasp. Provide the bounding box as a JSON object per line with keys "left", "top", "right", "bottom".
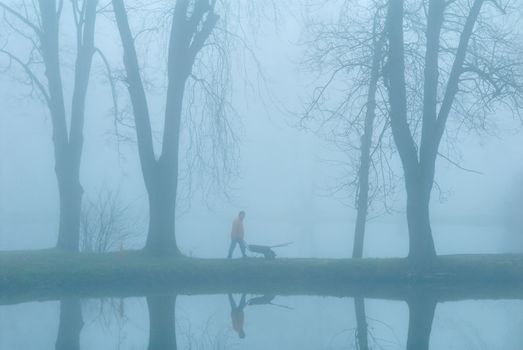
{"left": 247, "top": 242, "right": 292, "bottom": 260}
{"left": 247, "top": 244, "right": 277, "bottom": 259}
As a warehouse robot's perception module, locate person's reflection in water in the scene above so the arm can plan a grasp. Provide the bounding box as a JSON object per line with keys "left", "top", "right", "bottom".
{"left": 147, "top": 295, "right": 177, "bottom": 350}
{"left": 247, "top": 294, "right": 275, "bottom": 306}
{"left": 55, "top": 299, "right": 83, "bottom": 350}
{"left": 247, "top": 294, "right": 293, "bottom": 310}
{"left": 228, "top": 293, "right": 246, "bottom": 339}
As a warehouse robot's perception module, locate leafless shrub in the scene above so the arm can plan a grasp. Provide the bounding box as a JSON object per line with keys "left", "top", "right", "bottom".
{"left": 80, "top": 189, "right": 140, "bottom": 253}
{"left": 177, "top": 313, "right": 239, "bottom": 350}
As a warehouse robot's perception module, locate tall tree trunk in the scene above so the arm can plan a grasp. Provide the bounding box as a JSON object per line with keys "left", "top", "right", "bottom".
{"left": 354, "top": 298, "right": 369, "bottom": 350}
{"left": 386, "top": 0, "right": 439, "bottom": 264}
{"left": 112, "top": 0, "right": 217, "bottom": 256}
{"left": 352, "top": 20, "right": 385, "bottom": 259}
{"left": 147, "top": 295, "right": 177, "bottom": 350}
{"left": 146, "top": 179, "right": 179, "bottom": 254}
{"left": 55, "top": 299, "right": 83, "bottom": 350}
{"left": 406, "top": 296, "right": 436, "bottom": 350}
{"left": 145, "top": 72, "right": 185, "bottom": 255}
{"left": 38, "top": 0, "right": 97, "bottom": 252}
{"left": 406, "top": 181, "right": 436, "bottom": 263}
{"left": 56, "top": 170, "right": 83, "bottom": 251}
{"left": 39, "top": 0, "right": 72, "bottom": 250}
{"left": 57, "top": 0, "right": 97, "bottom": 251}
{"left": 405, "top": 0, "right": 444, "bottom": 264}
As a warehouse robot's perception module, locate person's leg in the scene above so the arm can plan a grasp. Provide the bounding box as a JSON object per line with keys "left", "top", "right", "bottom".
{"left": 239, "top": 239, "right": 247, "bottom": 257}
{"left": 239, "top": 293, "right": 247, "bottom": 309}
{"left": 228, "top": 293, "right": 237, "bottom": 309}
{"left": 227, "top": 240, "right": 237, "bottom": 259}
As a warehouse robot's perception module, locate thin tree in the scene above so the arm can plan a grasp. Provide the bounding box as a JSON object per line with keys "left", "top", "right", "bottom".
{"left": 302, "top": 1, "right": 394, "bottom": 259}
{"left": 0, "top": 0, "right": 99, "bottom": 251}
{"left": 352, "top": 17, "right": 387, "bottom": 259}
{"left": 386, "top": 0, "right": 523, "bottom": 264}
{"left": 111, "top": 0, "right": 219, "bottom": 255}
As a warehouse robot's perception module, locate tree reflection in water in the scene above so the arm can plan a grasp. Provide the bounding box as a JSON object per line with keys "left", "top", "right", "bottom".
{"left": 147, "top": 295, "right": 177, "bottom": 350}
{"left": 48, "top": 291, "right": 501, "bottom": 350}
{"left": 354, "top": 297, "right": 369, "bottom": 350}
{"left": 56, "top": 299, "right": 83, "bottom": 350}
{"left": 406, "top": 295, "right": 436, "bottom": 350}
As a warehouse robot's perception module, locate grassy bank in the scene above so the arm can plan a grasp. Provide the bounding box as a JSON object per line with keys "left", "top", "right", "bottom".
{"left": 1, "top": 250, "right": 523, "bottom": 305}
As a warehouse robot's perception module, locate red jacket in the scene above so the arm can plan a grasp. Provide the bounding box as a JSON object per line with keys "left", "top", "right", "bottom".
{"left": 231, "top": 218, "right": 244, "bottom": 240}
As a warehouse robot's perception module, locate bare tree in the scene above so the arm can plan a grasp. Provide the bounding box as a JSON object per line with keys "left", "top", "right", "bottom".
{"left": 352, "top": 17, "right": 388, "bottom": 259}
{"left": 111, "top": 0, "right": 227, "bottom": 255}
{"left": 385, "top": 0, "right": 523, "bottom": 265}
{"left": 0, "top": 0, "right": 99, "bottom": 251}
{"left": 302, "top": 2, "right": 394, "bottom": 258}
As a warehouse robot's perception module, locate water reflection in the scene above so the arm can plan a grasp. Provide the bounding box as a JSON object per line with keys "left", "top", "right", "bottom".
{"left": 3, "top": 291, "right": 521, "bottom": 349}
{"left": 53, "top": 294, "right": 431, "bottom": 350}
{"left": 56, "top": 299, "right": 83, "bottom": 350}
{"left": 247, "top": 295, "right": 292, "bottom": 310}
{"left": 353, "top": 295, "right": 436, "bottom": 350}
{"left": 147, "top": 296, "right": 177, "bottom": 350}
{"left": 406, "top": 295, "right": 436, "bottom": 350}
{"left": 354, "top": 298, "right": 369, "bottom": 350}
{"left": 228, "top": 294, "right": 246, "bottom": 339}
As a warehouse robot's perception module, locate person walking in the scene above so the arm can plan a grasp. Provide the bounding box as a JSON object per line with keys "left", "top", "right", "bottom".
{"left": 227, "top": 211, "right": 247, "bottom": 258}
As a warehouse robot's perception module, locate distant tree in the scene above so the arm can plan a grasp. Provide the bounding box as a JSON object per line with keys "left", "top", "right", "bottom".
{"left": 504, "top": 177, "right": 523, "bottom": 251}
{"left": 351, "top": 22, "right": 388, "bottom": 259}
{"left": 0, "top": 0, "right": 99, "bottom": 251}
{"left": 111, "top": 0, "right": 238, "bottom": 255}
{"left": 386, "top": 0, "right": 523, "bottom": 265}
{"left": 302, "top": 1, "right": 394, "bottom": 259}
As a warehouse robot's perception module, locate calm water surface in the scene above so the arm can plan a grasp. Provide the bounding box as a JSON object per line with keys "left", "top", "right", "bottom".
{"left": 1, "top": 292, "right": 521, "bottom": 349}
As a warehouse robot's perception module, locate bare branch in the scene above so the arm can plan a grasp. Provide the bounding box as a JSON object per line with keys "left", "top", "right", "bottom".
{"left": 437, "top": 152, "right": 483, "bottom": 175}
{"left": 94, "top": 47, "right": 119, "bottom": 125}
{"left": 0, "top": 2, "right": 40, "bottom": 34}
{"left": 435, "top": 0, "right": 485, "bottom": 145}
{"left": 0, "top": 47, "right": 49, "bottom": 103}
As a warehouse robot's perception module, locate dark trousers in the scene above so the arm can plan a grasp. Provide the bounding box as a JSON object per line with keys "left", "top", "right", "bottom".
{"left": 228, "top": 293, "right": 247, "bottom": 310}
{"left": 228, "top": 239, "right": 247, "bottom": 258}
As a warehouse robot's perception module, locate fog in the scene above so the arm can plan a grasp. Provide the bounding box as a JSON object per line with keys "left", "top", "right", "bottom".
{"left": 1, "top": 1, "right": 522, "bottom": 257}
{"left": 1, "top": 1, "right": 523, "bottom": 349}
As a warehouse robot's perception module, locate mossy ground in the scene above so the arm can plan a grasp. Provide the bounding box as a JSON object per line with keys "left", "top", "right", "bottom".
{"left": 1, "top": 250, "right": 523, "bottom": 305}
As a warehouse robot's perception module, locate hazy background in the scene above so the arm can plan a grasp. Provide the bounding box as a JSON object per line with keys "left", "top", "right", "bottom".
{"left": 1, "top": 3, "right": 522, "bottom": 258}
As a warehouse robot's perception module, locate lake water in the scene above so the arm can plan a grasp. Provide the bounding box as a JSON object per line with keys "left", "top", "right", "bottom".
{"left": 1, "top": 291, "right": 522, "bottom": 349}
